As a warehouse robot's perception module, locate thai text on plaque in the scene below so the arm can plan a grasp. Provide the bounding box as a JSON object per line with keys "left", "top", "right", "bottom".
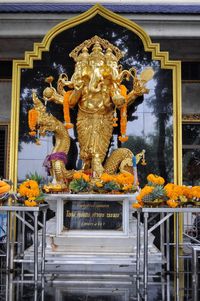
{"left": 63, "top": 200, "right": 123, "bottom": 230}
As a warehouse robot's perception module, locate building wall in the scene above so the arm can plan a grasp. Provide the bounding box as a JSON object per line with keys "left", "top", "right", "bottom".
{"left": 1, "top": 11, "right": 200, "bottom": 123}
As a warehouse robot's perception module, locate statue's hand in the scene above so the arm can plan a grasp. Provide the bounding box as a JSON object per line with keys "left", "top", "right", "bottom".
{"left": 112, "top": 94, "right": 126, "bottom": 108}
{"left": 43, "top": 87, "right": 54, "bottom": 101}
{"left": 43, "top": 86, "right": 64, "bottom": 105}
{"left": 133, "top": 78, "right": 149, "bottom": 95}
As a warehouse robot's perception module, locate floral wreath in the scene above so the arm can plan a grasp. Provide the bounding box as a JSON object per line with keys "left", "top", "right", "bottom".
{"left": 18, "top": 180, "right": 40, "bottom": 199}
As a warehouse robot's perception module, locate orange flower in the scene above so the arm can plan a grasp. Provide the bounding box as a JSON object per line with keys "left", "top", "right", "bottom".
{"left": 115, "top": 173, "right": 134, "bottom": 186}
{"left": 24, "top": 199, "right": 38, "bottom": 207}
{"left": 182, "top": 186, "right": 193, "bottom": 199}
{"left": 118, "top": 85, "right": 128, "bottom": 143}
{"left": 29, "top": 131, "right": 36, "bottom": 136}
{"left": 0, "top": 180, "right": 10, "bottom": 194}
{"left": 167, "top": 199, "right": 178, "bottom": 208}
{"left": 73, "top": 172, "right": 90, "bottom": 182}
{"left": 19, "top": 180, "right": 40, "bottom": 198}
{"left": 164, "top": 183, "right": 185, "bottom": 200}
{"left": 147, "top": 174, "right": 165, "bottom": 185}
{"left": 136, "top": 185, "right": 154, "bottom": 202}
{"left": 28, "top": 109, "right": 39, "bottom": 136}
{"left": 191, "top": 186, "right": 200, "bottom": 198}
{"left": 63, "top": 91, "right": 74, "bottom": 129}
{"left": 100, "top": 173, "right": 116, "bottom": 183}
{"left": 122, "top": 184, "right": 133, "bottom": 191}
{"left": 133, "top": 202, "right": 142, "bottom": 208}
{"left": 118, "top": 135, "right": 128, "bottom": 142}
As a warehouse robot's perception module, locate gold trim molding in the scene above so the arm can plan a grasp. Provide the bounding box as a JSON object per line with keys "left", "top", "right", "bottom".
{"left": 182, "top": 114, "right": 200, "bottom": 123}
{"left": 10, "top": 4, "right": 182, "bottom": 188}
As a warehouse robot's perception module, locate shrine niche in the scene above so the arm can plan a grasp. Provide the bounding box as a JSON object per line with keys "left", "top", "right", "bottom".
{"left": 10, "top": 4, "right": 181, "bottom": 190}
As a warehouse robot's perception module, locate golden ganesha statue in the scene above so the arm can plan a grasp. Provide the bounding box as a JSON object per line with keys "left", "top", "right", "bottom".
{"left": 28, "top": 36, "right": 154, "bottom": 190}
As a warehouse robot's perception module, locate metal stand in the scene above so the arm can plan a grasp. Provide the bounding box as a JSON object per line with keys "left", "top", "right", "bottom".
{"left": 135, "top": 207, "right": 200, "bottom": 300}
{"left": 192, "top": 245, "right": 200, "bottom": 301}
{"left": 1, "top": 204, "right": 48, "bottom": 286}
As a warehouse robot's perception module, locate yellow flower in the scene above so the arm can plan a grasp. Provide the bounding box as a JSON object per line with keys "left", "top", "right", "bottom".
{"left": 191, "top": 186, "right": 200, "bottom": 198}
{"left": 95, "top": 181, "right": 103, "bottom": 188}
{"left": 73, "top": 172, "right": 90, "bottom": 182}
{"left": 19, "top": 180, "right": 40, "bottom": 198}
{"left": 182, "top": 186, "right": 193, "bottom": 199}
{"left": 164, "top": 183, "right": 186, "bottom": 201}
{"left": 100, "top": 173, "right": 115, "bottom": 183}
{"left": 136, "top": 185, "right": 154, "bottom": 202}
{"left": 122, "top": 184, "right": 133, "bottom": 191}
{"left": 28, "top": 109, "right": 39, "bottom": 135}
{"left": 147, "top": 174, "right": 165, "bottom": 185}
{"left": 167, "top": 199, "right": 178, "bottom": 208}
{"left": 24, "top": 199, "right": 38, "bottom": 207}
{"left": 133, "top": 202, "right": 142, "bottom": 208}
{"left": 115, "top": 173, "right": 134, "bottom": 186}
{"left": 0, "top": 180, "right": 10, "bottom": 194}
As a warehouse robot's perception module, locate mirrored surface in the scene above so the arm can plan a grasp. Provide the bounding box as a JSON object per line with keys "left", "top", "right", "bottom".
{"left": 182, "top": 124, "right": 200, "bottom": 185}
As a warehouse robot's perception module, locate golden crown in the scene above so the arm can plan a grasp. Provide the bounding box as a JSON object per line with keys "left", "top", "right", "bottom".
{"left": 69, "top": 35, "right": 123, "bottom": 62}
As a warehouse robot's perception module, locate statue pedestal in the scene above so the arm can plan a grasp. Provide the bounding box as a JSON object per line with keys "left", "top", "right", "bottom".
{"left": 39, "top": 194, "right": 162, "bottom": 274}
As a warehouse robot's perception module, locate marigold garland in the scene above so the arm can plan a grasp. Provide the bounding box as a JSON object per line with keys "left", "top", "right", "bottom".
{"left": 24, "top": 199, "right": 38, "bottom": 207}
{"left": 100, "top": 173, "right": 115, "bottom": 183}
{"left": 136, "top": 186, "right": 154, "bottom": 202}
{"left": 166, "top": 199, "right": 178, "bottom": 208}
{"left": 73, "top": 171, "right": 90, "bottom": 182}
{"left": 147, "top": 174, "right": 165, "bottom": 186}
{"left": 191, "top": 186, "right": 200, "bottom": 198}
{"left": 133, "top": 202, "right": 142, "bottom": 209}
{"left": 0, "top": 180, "right": 10, "bottom": 194}
{"left": 164, "top": 183, "right": 183, "bottom": 201}
{"left": 28, "top": 109, "right": 39, "bottom": 136}
{"left": 63, "top": 91, "right": 74, "bottom": 129}
{"left": 18, "top": 180, "right": 40, "bottom": 199}
{"left": 115, "top": 173, "right": 134, "bottom": 186}
{"left": 133, "top": 173, "right": 200, "bottom": 208}
{"left": 113, "top": 108, "right": 118, "bottom": 127}
{"left": 118, "top": 85, "right": 128, "bottom": 142}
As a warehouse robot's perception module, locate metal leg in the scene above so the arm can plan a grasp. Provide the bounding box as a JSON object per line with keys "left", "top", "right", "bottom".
{"left": 166, "top": 274, "right": 171, "bottom": 301}
{"left": 17, "top": 211, "right": 22, "bottom": 257}
{"left": 21, "top": 211, "right": 25, "bottom": 286}
{"left": 33, "top": 211, "right": 39, "bottom": 286}
{"left": 41, "top": 210, "right": 47, "bottom": 277}
{"left": 192, "top": 247, "right": 199, "bottom": 301}
{"left": 143, "top": 212, "right": 149, "bottom": 296}
{"left": 6, "top": 211, "right": 10, "bottom": 272}
{"left": 10, "top": 211, "right": 15, "bottom": 272}
{"left": 175, "top": 213, "right": 179, "bottom": 301}
{"left": 166, "top": 216, "right": 170, "bottom": 272}
{"left": 166, "top": 217, "right": 170, "bottom": 301}
{"left": 136, "top": 211, "right": 141, "bottom": 298}
{"left": 34, "top": 287, "right": 38, "bottom": 301}
{"left": 160, "top": 213, "right": 165, "bottom": 259}
{"left": 5, "top": 273, "right": 9, "bottom": 301}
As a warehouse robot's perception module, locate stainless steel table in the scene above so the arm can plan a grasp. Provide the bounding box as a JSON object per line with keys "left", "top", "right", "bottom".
{"left": 0, "top": 204, "right": 48, "bottom": 285}
{"left": 135, "top": 207, "right": 200, "bottom": 301}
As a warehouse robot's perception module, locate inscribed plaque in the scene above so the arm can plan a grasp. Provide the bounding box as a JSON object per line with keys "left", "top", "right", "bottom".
{"left": 63, "top": 200, "right": 123, "bottom": 231}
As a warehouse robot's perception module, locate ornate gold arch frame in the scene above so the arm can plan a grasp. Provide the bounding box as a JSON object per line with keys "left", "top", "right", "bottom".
{"left": 10, "top": 4, "right": 182, "bottom": 189}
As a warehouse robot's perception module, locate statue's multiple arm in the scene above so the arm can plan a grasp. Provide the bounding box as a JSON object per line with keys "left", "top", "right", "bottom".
{"left": 68, "top": 89, "right": 82, "bottom": 108}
